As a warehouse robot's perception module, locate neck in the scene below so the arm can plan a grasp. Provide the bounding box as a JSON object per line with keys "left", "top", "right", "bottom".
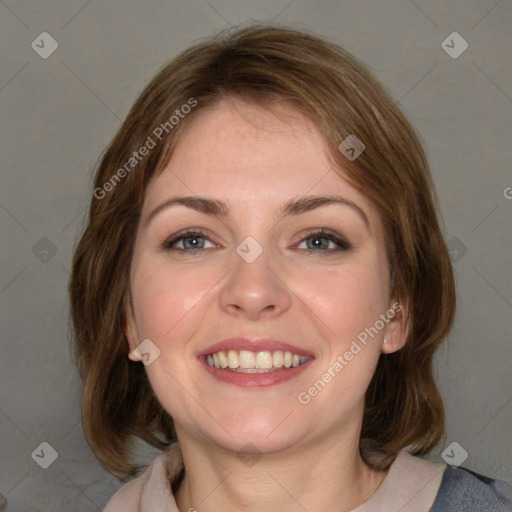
{"left": 174, "top": 429, "right": 388, "bottom": 512}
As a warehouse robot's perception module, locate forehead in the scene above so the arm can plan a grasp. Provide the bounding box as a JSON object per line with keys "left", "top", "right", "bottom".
{"left": 144, "top": 98, "right": 378, "bottom": 226}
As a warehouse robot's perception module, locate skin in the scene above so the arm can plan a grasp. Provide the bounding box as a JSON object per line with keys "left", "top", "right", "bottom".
{"left": 125, "top": 97, "right": 409, "bottom": 512}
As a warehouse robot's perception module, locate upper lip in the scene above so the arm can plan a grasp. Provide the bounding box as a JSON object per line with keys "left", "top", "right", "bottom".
{"left": 198, "top": 338, "right": 315, "bottom": 358}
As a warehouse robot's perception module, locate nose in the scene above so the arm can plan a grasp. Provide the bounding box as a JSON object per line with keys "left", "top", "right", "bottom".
{"left": 218, "top": 242, "right": 292, "bottom": 321}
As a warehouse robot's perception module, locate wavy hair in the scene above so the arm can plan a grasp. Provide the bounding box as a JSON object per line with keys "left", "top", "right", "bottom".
{"left": 69, "top": 24, "right": 456, "bottom": 479}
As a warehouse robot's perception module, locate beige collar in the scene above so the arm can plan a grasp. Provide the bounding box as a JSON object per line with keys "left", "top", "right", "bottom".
{"left": 105, "top": 442, "right": 446, "bottom": 512}
{"left": 351, "top": 450, "right": 446, "bottom": 511}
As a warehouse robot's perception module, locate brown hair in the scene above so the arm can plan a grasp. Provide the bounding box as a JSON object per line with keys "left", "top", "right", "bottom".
{"left": 69, "top": 24, "right": 456, "bottom": 479}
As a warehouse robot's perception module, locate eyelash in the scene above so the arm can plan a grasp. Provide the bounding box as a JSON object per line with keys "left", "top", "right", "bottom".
{"left": 162, "top": 228, "right": 352, "bottom": 255}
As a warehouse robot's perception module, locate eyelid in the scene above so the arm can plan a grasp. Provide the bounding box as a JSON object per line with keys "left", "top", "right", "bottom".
{"left": 294, "top": 228, "right": 352, "bottom": 251}
{"left": 162, "top": 227, "right": 352, "bottom": 253}
{"left": 162, "top": 228, "right": 218, "bottom": 250}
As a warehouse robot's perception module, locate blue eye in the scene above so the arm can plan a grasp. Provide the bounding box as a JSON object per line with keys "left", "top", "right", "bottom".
{"left": 162, "top": 228, "right": 351, "bottom": 254}
{"left": 163, "top": 230, "right": 216, "bottom": 251}
{"left": 297, "top": 229, "right": 352, "bottom": 253}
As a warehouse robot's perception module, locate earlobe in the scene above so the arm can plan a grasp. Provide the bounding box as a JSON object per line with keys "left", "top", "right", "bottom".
{"left": 382, "top": 300, "right": 409, "bottom": 354}
{"left": 126, "top": 338, "right": 140, "bottom": 362}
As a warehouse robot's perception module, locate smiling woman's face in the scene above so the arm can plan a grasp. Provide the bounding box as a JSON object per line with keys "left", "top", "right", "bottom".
{"left": 125, "top": 97, "right": 407, "bottom": 455}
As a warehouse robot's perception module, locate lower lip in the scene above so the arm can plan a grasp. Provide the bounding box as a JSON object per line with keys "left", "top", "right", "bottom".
{"left": 199, "top": 357, "right": 313, "bottom": 388}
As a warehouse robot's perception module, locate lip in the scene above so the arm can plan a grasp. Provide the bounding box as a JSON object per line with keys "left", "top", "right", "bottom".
{"left": 197, "top": 338, "right": 315, "bottom": 388}
{"left": 197, "top": 338, "right": 315, "bottom": 358}
{"left": 199, "top": 356, "right": 314, "bottom": 388}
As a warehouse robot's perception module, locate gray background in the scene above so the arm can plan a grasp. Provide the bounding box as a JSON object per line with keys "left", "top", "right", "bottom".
{"left": 1, "top": 0, "right": 511, "bottom": 510}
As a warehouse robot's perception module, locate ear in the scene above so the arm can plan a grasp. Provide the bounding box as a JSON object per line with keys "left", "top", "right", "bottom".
{"left": 382, "top": 299, "right": 410, "bottom": 354}
{"left": 124, "top": 293, "right": 140, "bottom": 362}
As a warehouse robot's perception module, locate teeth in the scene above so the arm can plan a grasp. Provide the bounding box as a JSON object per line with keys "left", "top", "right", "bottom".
{"left": 272, "top": 350, "right": 284, "bottom": 368}
{"left": 239, "top": 350, "right": 255, "bottom": 369}
{"left": 228, "top": 350, "right": 239, "bottom": 368}
{"left": 231, "top": 367, "right": 278, "bottom": 373}
{"left": 217, "top": 351, "right": 229, "bottom": 368}
{"left": 205, "top": 349, "right": 310, "bottom": 371}
{"left": 255, "top": 351, "right": 273, "bottom": 369}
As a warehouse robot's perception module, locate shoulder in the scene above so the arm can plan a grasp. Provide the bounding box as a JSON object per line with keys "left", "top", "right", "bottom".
{"left": 102, "top": 454, "right": 167, "bottom": 512}
{"left": 103, "top": 459, "right": 159, "bottom": 512}
{"left": 103, "top": 470, "right": 148, "bottom": 512}
{"left": 430, "top": 465, "right": 512, "bottom": 512}
{"left": 103, "top": 443, "right": 183, "bottom": 512}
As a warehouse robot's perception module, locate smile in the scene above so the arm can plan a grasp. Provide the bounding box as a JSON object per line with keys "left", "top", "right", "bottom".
{"left": 200, "top": 350, "right": 314, "bottom": 388}
{"left": 206, "top": 349, "right": 311, "bottom": 372}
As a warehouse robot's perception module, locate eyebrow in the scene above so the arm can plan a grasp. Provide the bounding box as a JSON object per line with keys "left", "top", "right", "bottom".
{"left": 146, "top": 194, "right": 371, "bottom": 233}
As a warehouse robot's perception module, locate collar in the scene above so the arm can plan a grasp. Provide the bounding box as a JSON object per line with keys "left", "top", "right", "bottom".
{"left": 105, "top": 442, "right": 446, "bottom": 512}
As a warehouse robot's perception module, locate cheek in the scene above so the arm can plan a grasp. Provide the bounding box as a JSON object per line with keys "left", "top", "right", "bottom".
{"left": 296, "top": 263, "right": 388, "bottom": 348}
{"left": 131, "top": 258, "right": 217, "bottom": 342}
{"left": 294, "top": 265, "right": 387, "bottom": 412}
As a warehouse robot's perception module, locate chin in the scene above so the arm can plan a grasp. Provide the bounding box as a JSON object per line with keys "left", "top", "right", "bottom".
{"left": 208, "top": 415, "right": 305, "bottom": 454}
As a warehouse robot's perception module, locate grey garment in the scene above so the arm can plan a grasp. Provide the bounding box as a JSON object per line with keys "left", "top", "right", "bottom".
{"left": 430, "top": 466, "right": 512, "bottom": 511}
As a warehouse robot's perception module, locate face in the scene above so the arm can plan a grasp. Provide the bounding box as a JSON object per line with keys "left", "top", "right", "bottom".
{"left": 125, "top": 97, "right": 407, "bottom": 455}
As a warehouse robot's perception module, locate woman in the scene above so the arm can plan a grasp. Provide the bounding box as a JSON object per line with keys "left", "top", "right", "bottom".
{"left": 69, "top": 25, "right": 512, "bottom": 511}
